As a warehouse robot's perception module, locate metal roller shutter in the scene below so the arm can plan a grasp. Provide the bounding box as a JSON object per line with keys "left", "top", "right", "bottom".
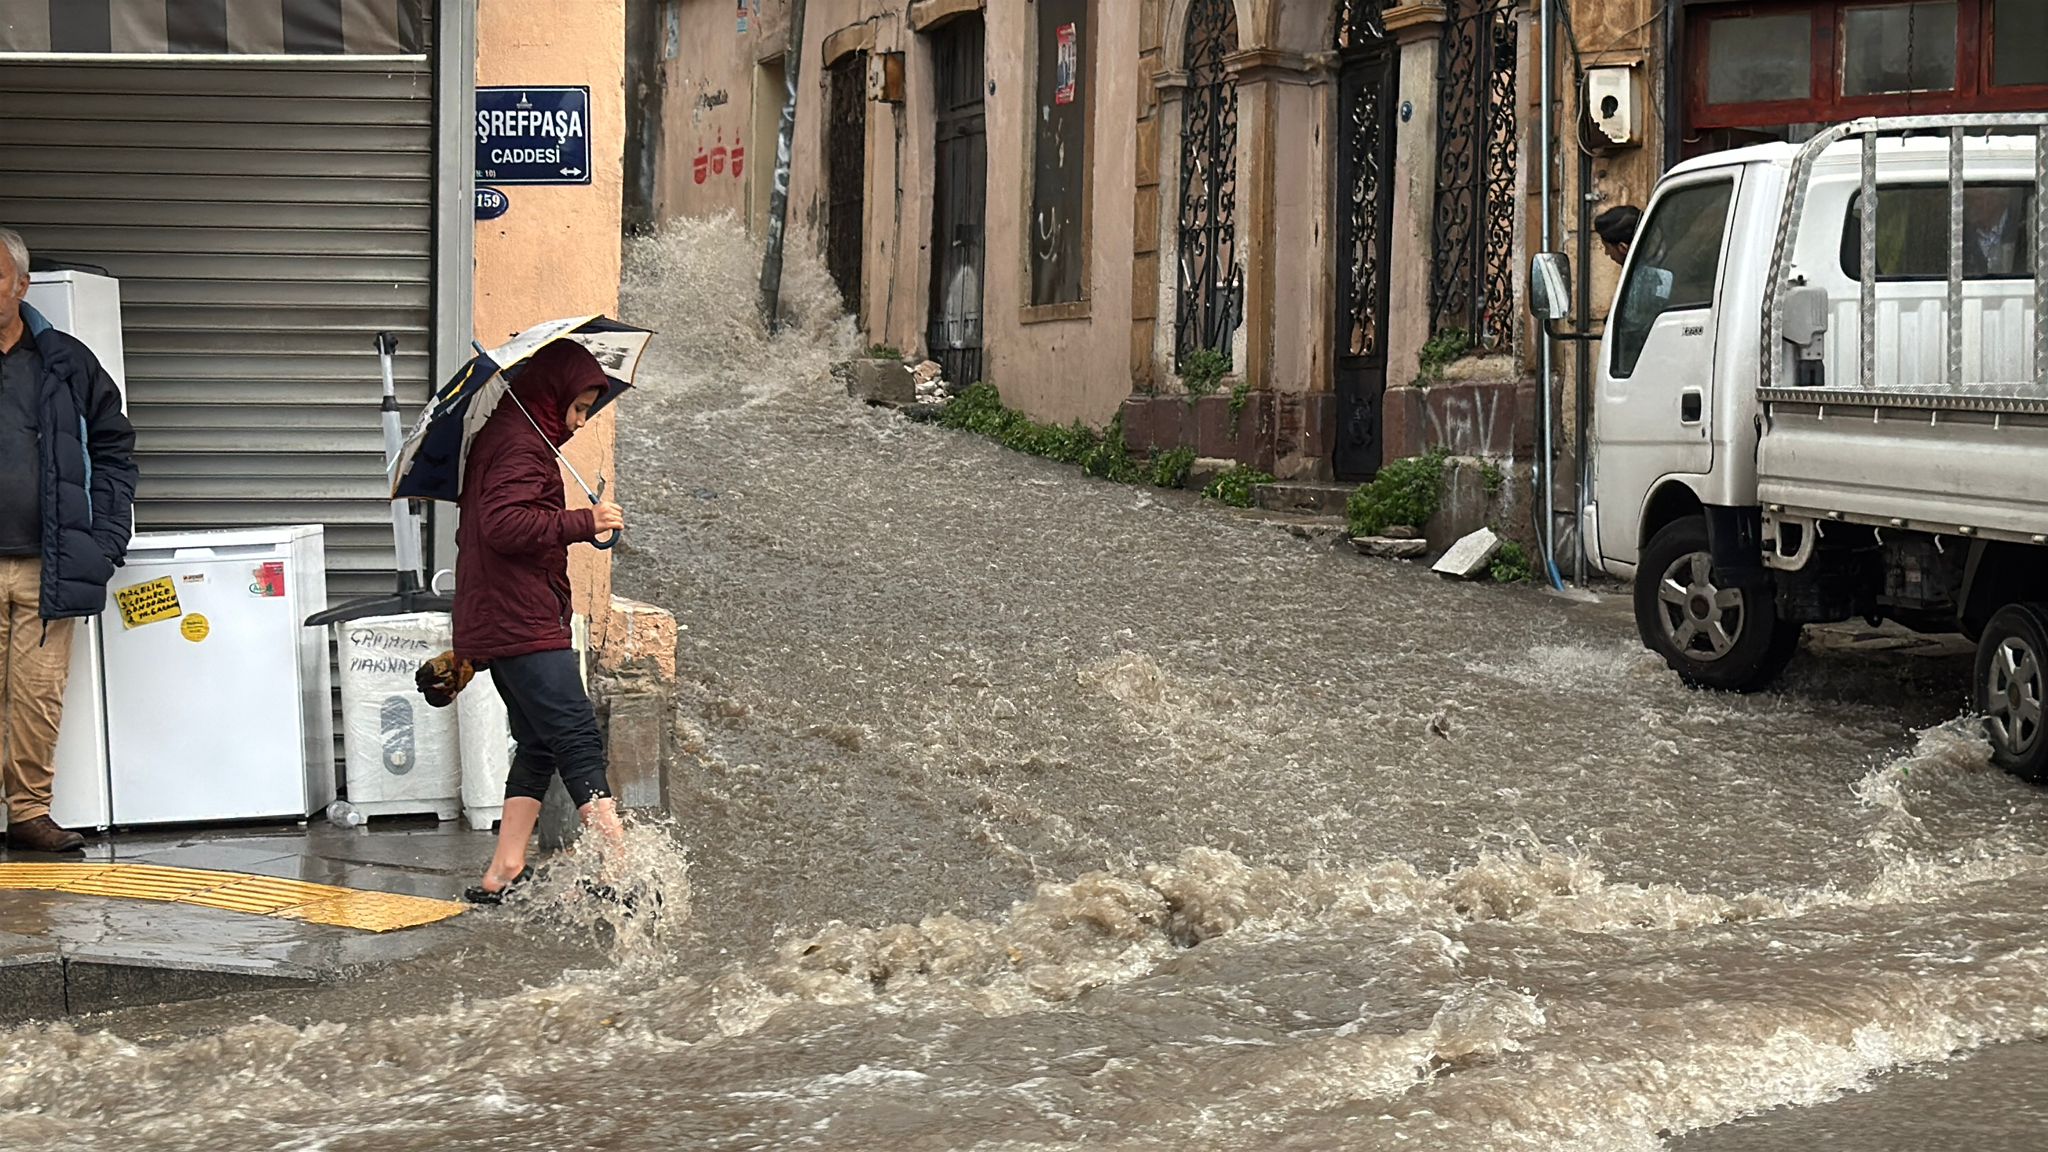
{"left": 0, "top": 46, "right": 435, "bottom": 601}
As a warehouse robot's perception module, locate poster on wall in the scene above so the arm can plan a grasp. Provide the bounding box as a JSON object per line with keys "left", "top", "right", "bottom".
{"left": 1054, "top": 23, "right": 1079, "bottom": 105}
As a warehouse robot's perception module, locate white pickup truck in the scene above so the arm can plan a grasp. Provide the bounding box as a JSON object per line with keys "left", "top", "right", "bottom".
{"left": 1532, "top": 114, "right": 2048, "bottom": 779}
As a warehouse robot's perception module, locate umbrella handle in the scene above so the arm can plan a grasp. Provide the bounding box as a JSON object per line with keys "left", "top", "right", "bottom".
{"left": 585, "top": 474, "right": 618, "bottom": 550}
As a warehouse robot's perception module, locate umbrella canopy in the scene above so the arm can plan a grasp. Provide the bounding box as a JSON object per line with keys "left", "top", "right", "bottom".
{"left": 391, "top": 315, "right": 654, "bottom": 503}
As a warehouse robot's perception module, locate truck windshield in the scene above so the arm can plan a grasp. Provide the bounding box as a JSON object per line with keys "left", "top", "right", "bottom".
{"left": 1839, "top": 184, "right": 2036, "bottom": 280}
{"left": 1611, "top": 179, "right": 1733, "bottom": 378}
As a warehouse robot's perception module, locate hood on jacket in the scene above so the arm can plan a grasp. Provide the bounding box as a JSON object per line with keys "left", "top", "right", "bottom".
{"left": 505, "top": 339, "right": 615, "bottom": 446}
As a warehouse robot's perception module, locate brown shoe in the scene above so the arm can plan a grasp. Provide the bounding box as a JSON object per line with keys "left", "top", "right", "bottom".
{"left": 5, "top": 816, "right": 85, "bottom": 854}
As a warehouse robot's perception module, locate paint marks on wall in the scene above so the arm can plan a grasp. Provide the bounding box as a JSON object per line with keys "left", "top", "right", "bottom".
{"left": 694, "top": 130, "right": 746, "bottom": 184}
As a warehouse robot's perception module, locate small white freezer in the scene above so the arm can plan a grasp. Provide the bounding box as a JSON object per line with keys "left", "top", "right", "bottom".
{"left": 99, "top": 526, "right": 335, "bottom": 826}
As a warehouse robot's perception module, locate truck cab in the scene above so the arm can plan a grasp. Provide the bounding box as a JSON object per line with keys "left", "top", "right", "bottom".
{"left": 1534, "top": 114, "right": 2048, "bottom": 778}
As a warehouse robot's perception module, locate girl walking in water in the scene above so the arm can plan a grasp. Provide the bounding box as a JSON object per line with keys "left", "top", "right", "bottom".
{"left": 455, "top": 338, "right": 628, "bottom": 904}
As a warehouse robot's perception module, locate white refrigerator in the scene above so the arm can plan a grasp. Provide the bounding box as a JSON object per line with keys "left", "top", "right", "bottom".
{"left": 27, "top": 271, "right": 128, "bottom": 833}
{"left": 99, "top": 527, "right": 335, "bottom": 826}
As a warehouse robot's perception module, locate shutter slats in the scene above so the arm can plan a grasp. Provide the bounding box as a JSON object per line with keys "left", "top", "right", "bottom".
{"left": 0, "top": 56, "right": 435, "bottom": 601}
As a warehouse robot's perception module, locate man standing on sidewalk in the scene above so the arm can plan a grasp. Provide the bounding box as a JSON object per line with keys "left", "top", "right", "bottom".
{"left": 0, "top": 228, "right": 137, "bottom": 854}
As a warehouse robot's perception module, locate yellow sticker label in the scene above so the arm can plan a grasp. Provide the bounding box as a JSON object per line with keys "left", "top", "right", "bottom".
{"left": 180, "top": 614, "right": 210, "bottom": 643}
{"left": 114, "top": 577, "right": 182, "bottom": 630}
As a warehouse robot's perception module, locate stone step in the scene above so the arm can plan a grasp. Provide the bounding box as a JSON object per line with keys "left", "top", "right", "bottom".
{"left": 1234, "top": 508, "right": 1349, "bottom": 547}
{"left": 1253, "top": 481, "right": 1355, "bottom": 517}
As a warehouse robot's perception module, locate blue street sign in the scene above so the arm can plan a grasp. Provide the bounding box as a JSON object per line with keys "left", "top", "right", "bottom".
{"left": 475, "top": 186, "right": 510, "bottom": 220}
{"left": 475, "top": 86, "right": 592, "bottom": 186}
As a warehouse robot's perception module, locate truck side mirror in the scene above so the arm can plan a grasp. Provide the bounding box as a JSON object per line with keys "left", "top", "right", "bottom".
{"left": 1529, "top": 252, "right": 1573, "bottom": 321}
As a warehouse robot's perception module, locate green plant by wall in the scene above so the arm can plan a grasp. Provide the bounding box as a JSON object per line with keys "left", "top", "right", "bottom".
{"left": 1346, "top": 448, "right": 1450, "bottom": 537}
{"left": 1412, "top": 328, "right": 1474, "bottom": 387}
{"left": 1202, "top": 464, "right": 1274, "bottom": 509}
{"left": 866, "top": 343, "right": 905, "bottom": 361}
{"left": 1080, "top": 415, "right": 1141, "bottom": 483}
{"left": 1227, "top": 378, "right": 1253, "bottom": 435}
{"left": 1179, "top": 347, "right": 1230, "bottom": 400}
{"left": 935, "top": 384, "right": 1136, "bottom": 483}
{"left": 1481, "top": 459, "right": 1505, "bottom": 496}
{"left": 1150, "top": 446, "right": 1197, "bottom": 489}
{"left": 1489, "top": 539, "right": 1533, "bottom": 583}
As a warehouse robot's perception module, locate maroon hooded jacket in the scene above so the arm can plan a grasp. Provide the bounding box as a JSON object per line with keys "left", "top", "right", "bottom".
{"left": 454, "top": 339, "right": 608, "bottom": 663}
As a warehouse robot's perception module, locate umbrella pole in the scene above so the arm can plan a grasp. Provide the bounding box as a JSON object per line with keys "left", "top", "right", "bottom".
{"left": 506, "top": 392, "right": 620, "bottom": 552}
{"left": 380, "top": 332, "right": 426, "bottom": 587}
{"left": 303, "top": 333, "right": 452, "bottom": 626}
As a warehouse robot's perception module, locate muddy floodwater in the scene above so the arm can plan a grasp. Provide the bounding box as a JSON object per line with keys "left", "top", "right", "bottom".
{"left": 6, "top": 220, "right": 2048, "bottom": 1151}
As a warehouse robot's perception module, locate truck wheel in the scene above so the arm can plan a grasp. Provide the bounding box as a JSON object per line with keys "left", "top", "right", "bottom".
{"left": 1976, "top": 603, "right": 2048, "bottom": 781}
{"left": 1634, "top": 516, "right": 1797, "bottom": 692}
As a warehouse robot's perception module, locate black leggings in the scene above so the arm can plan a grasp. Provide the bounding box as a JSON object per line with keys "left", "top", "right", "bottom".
{"left": 490, "top": 648, "right": 612, "bottom": 808}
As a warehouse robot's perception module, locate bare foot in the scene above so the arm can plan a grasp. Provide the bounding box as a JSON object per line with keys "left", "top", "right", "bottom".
{"left": 578, "top": 797, "right": 627, "bottom": 884}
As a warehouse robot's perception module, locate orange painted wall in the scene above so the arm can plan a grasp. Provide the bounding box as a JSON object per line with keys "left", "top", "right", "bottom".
{"left": 475, "top": 0, "right": 627, "bottom": 627}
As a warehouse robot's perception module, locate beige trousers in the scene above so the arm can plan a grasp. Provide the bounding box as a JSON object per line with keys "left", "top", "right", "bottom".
{"left": 0, "top": 556, "right": 74, "bottom": 823}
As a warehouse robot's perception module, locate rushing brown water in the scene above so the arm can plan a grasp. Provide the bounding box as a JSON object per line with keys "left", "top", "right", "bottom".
{"left": 6, "top": 218, "right": 2048, "bottom": 1151}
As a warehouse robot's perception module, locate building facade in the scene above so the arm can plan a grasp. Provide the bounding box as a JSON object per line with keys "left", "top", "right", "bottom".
{"left": 638, "top": 0, "right": 1539, "bottom": 484}
{"left": 0, "top": 0, "right": 628, "bottom": 625}
{"left": 630, "top": 0, "right": 2047, "bottom": 531}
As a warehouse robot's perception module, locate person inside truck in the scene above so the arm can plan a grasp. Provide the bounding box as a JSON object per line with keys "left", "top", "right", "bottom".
{"left": 1594, "top": 205, "right": 1641, "bottom": 265}
{"left": 1963, "top": 186, "right": 2026, "bottom": 277}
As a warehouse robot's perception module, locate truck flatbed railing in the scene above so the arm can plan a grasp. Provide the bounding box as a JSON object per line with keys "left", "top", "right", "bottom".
{"left": 1764, "top": 113, "right": 2048, "bottom": 396}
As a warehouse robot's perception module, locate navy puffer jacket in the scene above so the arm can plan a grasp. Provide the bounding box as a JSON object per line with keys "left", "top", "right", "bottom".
{"left": 20, "top": 303, "right": 138, "bottom": 619}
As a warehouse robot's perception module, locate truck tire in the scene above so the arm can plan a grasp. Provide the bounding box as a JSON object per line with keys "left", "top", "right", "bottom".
{"left": 1634, "top": 515, "right": 1798, "bottom": 692}
{"left": 1975, "top": 603, "right": 2048, "bottom": 781}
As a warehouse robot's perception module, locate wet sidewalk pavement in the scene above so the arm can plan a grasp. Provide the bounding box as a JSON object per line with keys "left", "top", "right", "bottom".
{"left": 0, "top": 819, "right": 499, "bottom": 1023}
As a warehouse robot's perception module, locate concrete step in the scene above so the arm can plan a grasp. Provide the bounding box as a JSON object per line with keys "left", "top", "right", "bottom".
{"left": 1253, "top": 481, "right": 1355, "bottom": 517}
{"left": 1233, "top": 508, "right": 1349, "bottom": 547}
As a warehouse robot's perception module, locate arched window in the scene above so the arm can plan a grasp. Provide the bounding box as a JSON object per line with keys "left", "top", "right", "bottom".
{"left": 1176, "top": 0, "right": 1241, "bottom": 369}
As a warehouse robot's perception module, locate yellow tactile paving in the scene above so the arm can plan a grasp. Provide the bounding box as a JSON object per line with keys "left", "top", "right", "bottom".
{"left": 0, "top": 862, "right": 464, "bottom": 933}
{"left": 280, "top": 891, "right": 466, "bottom": 933}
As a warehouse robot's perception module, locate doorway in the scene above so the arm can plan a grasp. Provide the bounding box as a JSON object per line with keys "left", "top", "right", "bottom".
{"left": 824, "top": 51, "right": 868, "bottom": 315}
{"left": 749, "top": 54, "right": 787, "bottom": 236}
{"left": 1332, "top": 3, "right": 1396, "bottom": 479}
{"left": 927, "top": 15, "right": 986, "bottom": 386}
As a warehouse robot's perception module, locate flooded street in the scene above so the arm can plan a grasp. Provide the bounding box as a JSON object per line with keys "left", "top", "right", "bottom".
{"left": 7, "top": 220, "right": 2048, "bottom": 1149}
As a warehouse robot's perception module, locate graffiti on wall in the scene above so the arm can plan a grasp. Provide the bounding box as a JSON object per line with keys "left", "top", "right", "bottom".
{"left": 1424, "top": 384, "right": 1511, "bottom": 457}
{"left": 693, "top": 129, "right": 746, "bottom": 185}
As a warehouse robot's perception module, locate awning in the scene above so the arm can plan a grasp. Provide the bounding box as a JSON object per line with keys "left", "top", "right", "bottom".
{"left": 0, "top": 0, "right": 425, "bottom": 56}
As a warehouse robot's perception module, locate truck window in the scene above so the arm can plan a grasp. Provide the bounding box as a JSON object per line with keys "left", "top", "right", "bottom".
{"left": 1611, "top": 180, "right": 1733, "bottom": 378}
{"left": 1839, "top": 184, "right": 2036, "bottom": 280}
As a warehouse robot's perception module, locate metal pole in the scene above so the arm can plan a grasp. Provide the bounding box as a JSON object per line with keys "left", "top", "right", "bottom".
{"left": 758, "top": 0, "right": 809, "bottom": 333}
{"left": 2036, "top": 125, "right": 2047, "bottom": 389}
{"left": 377, "top": 332, "right": 423, "bottom": 585}
{"left": 1948, "top": 124, "right": 1966, "bottom": 391}
{"left": 1575, "top": 148, "right": 1592, "bottom": 587}
{"left": 1538, "top": 0, "right": 1560, "bottom": 587}
{"left": 1860, "top": 131, "right": 1877, "bottom": 390}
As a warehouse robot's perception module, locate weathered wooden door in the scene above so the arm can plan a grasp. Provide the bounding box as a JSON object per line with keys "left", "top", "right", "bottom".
{"left": 825, "top": 51, "right": 867, "bottom": 315}
{"left": 928, "top": 16, "right": 986, "bottom": 386}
